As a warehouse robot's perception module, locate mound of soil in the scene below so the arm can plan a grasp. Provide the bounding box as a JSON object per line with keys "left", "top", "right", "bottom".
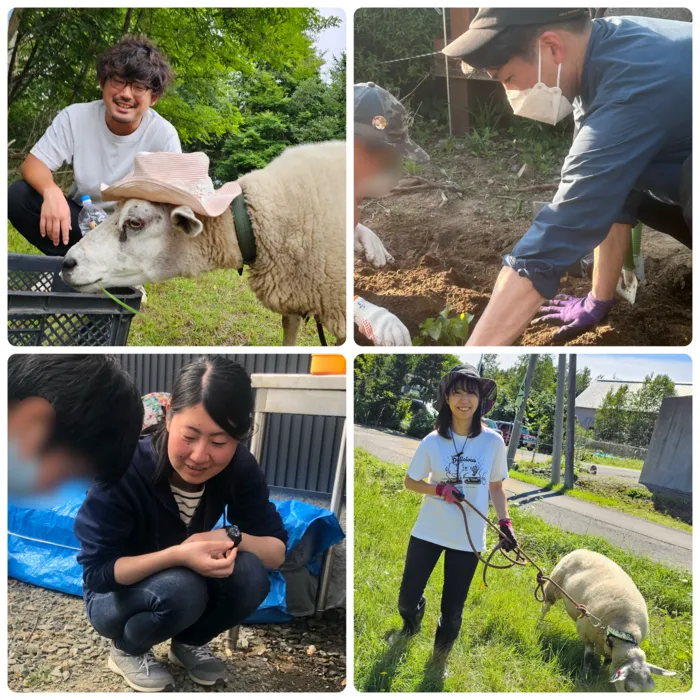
{"left": 356, "top": 170, "right": 692, "bottom": 347}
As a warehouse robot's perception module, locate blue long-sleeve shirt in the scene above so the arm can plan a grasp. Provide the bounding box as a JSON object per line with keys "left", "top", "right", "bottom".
{"left": 74, "top": 436, "right": 288, "bottom": 594}
{"left": 506, "top": 16, "right": 691, "bottom": 299}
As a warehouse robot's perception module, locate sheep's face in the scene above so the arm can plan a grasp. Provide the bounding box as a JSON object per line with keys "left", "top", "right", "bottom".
{"left": 61, "top": 199, "right": 204, "bottom": 291}
{"left": 611, "top": 658, "right": 676, "bottom": 692}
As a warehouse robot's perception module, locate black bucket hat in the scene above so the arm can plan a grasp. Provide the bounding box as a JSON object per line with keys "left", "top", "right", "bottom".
{"left": 442, "top": 8, "right": 589, "bottom": 60}
{"left": 437, "top": 363, "right": 498, "bottom": 415}
{"left": 354, "top": 82, "right": 429, "bottom": 163}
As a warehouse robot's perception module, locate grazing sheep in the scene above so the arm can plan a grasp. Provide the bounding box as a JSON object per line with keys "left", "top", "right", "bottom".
{"left": 540, "top": 549, "right": 675, "bottom": 692}
{"left": 61, "top": 141, "right": 346, "bottom": 345}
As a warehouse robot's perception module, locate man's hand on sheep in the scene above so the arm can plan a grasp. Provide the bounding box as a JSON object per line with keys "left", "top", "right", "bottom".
{"left": 354, "top": 223, "right": 395, "bottom": 268}
{"left": 354, "top": 297, "right": 411, "bottom": 346}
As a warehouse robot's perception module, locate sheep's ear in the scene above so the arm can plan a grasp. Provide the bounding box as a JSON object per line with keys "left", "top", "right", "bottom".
{"left": 647, "top": 664, "right": 676, "bottom": 677}
{"left": 610, "top": 667, "right": 629, "bottom": 684}
{"left": 171, "top": 205, "right": 203, "bottom": 237}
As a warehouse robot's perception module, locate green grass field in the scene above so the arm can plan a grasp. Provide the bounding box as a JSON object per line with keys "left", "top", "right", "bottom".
{"left": 354, "top": 449, "right": 692, "bottom": 693}
{"left": 8, "top": 225, "right": 331, "bottom": 346}
{"left": 511, "top": 464, "right": 691, "bottom": 534}
{"left": 584, "top": 455, "right": 645, "bottom": 471}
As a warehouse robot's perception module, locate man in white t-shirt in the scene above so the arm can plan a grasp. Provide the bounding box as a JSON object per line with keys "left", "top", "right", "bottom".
{"left": 8, "top": 35, "right": 181, "bottom": 256}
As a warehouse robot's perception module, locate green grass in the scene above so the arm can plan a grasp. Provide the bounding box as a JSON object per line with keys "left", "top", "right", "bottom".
{"left": 8, "top": 224, "right": 331, "bottom": 346}
{"left": 354, "top": 449, "right": 692, "bottom": 693}
{"left": 510, "top": 465, "right": 691, "bottom": 534}
{"left": 582, "top": 454, "right": 645, "bottom": 471}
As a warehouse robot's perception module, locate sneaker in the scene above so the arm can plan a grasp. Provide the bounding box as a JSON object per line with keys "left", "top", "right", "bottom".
{"left": 107, "top": 643, "right": 175, "bottom": 692}
{"left": 168, "top": 641, "right": 227, "bottom": 686}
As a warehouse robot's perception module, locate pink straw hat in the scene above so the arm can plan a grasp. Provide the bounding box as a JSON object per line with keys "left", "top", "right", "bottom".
{"left": 100, "top": 151, "right": 241, "bottom": 218}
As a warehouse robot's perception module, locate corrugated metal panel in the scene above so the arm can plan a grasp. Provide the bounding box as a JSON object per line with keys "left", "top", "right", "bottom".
{"left": 115, "top": 354, "right": 341, "bottom": 495}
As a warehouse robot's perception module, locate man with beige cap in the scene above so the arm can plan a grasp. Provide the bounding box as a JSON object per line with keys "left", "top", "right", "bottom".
{"left": 8, "top": 36, "right": 180, "bottom": 257}
{"left": 443, "top": 9, "right": 691, "bottom": 344}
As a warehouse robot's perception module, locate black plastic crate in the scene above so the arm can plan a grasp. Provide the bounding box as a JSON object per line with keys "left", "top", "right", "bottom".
{"left": 8, "top": 254, "right": 143, "bottom": 346}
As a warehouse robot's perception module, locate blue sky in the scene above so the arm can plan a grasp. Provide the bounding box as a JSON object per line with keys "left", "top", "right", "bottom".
{"left": 459, "top": 353, "right": 692, "bottom": 384}
{"left": 314, "top": 8, "right": 346, "bottom": 81}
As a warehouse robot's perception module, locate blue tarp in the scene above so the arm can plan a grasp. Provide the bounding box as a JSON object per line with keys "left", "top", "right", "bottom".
{"left": 8, "top": 482, "right": 344, "bottom": 624}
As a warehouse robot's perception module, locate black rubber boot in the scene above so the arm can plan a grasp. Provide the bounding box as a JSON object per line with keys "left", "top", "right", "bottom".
{"left": 431, "top": 616, "right": 460, "bottom": 672}
{"left": 398, "top": 596, "right": 426, "bottom": 637}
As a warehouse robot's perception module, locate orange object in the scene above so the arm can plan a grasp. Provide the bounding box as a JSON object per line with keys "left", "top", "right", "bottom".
{"left": 310, "top": 354, "right": 346, "bottom": 375}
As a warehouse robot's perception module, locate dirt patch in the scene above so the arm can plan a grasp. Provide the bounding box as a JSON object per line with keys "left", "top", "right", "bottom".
{"left": 355, "top": 144, "right": 692, "bottom": 346}
{"left": 8, "top": 579, "right": 345, "bottom": 693}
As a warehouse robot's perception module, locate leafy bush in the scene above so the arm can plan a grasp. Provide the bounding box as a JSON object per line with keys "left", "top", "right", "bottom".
{"left": 406, "top": 409, "right": 435, "bottom": 439}
{"left": 413, "top": 305, "right": 473, "bottom": 346}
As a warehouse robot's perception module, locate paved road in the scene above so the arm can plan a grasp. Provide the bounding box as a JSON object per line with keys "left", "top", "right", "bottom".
{"left": 513, "top": 449, "right": 640, "bottom": 482}
{"left": 355, "top": 426, "right": 690, "bottom": 571}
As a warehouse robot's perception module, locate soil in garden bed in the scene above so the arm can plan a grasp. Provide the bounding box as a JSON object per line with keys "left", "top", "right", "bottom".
{"left": 355, "top": 148, "right": 692, "bottom": 347}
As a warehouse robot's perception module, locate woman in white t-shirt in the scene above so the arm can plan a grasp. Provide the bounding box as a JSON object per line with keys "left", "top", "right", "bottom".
{"left": 397, "top": 363, "right": 517, "bottom": 670}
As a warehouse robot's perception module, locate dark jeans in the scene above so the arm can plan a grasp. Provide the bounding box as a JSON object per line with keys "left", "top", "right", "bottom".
{"left": 85, "top": 553, "right": 270, "bottom": 656}
{"left": 8, "top": 179, "right": 83, "bottom": 256}
{"left": 398, "top": 536, "right": 478, "bottom": 642}
{"left": 619, "top": 154, "right": 692, "bottom": 249}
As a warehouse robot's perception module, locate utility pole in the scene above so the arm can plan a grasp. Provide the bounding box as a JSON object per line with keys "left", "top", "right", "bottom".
{"left": 565, "top": 354, "right": 577, "bottom": 489}
{"left": 551, "top": 354, "right": 566, "bottom": 485}
{"left": 507, "top": 355, "right": 538, "bottom": 468}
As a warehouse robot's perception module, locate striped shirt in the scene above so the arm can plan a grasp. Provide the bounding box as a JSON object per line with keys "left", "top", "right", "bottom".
{"left": 170, "top": 483, "right": 205, "bottom": 526}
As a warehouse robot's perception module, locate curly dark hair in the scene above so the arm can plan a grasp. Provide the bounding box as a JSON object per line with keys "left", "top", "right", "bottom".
{"left": 96, "top": 35, "right": 174, "bottom": 97}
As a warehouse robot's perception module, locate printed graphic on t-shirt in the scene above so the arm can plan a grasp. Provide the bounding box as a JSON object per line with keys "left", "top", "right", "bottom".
{"left": 444, "top": 452, "right": 487, "bottom": 486}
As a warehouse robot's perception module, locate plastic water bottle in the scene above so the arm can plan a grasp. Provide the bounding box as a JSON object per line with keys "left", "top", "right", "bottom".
{"left": 78, "top": 195, "right": 108, "bottom": 236}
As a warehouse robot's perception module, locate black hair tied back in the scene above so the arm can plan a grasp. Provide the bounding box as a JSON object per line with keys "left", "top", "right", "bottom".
{"left": 151, "top": 356, "right": 254, "bottom": 483}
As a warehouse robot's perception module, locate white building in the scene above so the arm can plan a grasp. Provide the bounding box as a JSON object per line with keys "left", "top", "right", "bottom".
{"left": 575, "top": 379, "right": 693, "bottom": 429}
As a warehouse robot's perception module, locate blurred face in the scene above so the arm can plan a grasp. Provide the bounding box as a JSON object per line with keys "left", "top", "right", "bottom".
{"left": 101, "top": 74, "right": 157, "bottom": 128}
{"left": 8, "top": 397, "right": 92, "bottom": 495}
{"left": 166, "top": 404, "right": 238, "bottom": 486}
{"left": 446, "top": 382, "right": 480, "bottom": 423}
{"left": 354, "top": 140, "right": 402, "bottom": 199}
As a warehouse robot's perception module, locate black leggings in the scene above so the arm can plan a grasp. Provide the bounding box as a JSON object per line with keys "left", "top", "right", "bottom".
{"left": 8, "top": 179, "right": 83, "bottom": 256}
{"left": 398, "top": 536, "right": 479, "bottom": 642}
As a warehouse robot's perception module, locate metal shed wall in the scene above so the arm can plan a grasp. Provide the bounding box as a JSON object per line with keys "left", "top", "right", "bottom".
{"left": 115, "top": 354, "right": 344, "bottom": 496}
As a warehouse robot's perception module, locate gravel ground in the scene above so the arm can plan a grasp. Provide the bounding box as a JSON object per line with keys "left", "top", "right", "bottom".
{"left": 8, "top": 579, "right": 346, "bottom": 693}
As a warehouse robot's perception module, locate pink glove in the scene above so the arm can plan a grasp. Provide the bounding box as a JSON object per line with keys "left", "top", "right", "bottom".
{"left": 436, "top": 483, "right": 462, "bottom": 504}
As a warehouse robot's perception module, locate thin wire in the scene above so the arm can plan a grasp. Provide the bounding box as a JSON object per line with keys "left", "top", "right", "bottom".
{"left": 377, "top": 50, "right": 442, "bottom": 65}
{"left": 400, "top": 73, "right": 430, "bottom": 103}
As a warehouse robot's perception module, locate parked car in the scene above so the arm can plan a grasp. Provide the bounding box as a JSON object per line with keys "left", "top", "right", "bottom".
{"left": 494, "top": 421, "right": 537, "bottom": 449}
{"left": 482, "top": 418, "right": 503, "bottom": 439}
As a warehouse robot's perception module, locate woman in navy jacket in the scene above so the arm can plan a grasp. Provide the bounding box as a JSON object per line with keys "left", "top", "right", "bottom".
{"left": 74, "top": 356, "right": 287, "bottom": 692}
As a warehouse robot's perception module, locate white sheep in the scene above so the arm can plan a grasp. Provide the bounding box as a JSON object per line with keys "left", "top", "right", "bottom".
{"left": 539, "top": 549, "right": 676, "bottom": 692}
{"left": 61, "top": 141, "right": 346, "bottom": 345}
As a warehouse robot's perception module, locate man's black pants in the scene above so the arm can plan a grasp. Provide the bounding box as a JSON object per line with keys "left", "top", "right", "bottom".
{"left": 8, "top": 179, "right": 83, "bottom": 256}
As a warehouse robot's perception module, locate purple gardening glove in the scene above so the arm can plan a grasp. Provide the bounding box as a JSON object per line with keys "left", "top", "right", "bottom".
{"left": 436, "top": 483, "right": 462, "bottom": 504}
{"left": 533, "top": 292, "right": 615, "bottom": 340}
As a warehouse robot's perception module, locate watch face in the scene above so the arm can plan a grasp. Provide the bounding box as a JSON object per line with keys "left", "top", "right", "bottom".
{"left": 227, "top": 525, "right": 242, "bottom": 547}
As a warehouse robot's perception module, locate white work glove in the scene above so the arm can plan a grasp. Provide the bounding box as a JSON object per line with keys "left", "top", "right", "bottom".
{"left": 354, "top": 223, "right": 394, "bottom": 268}
{"left": 354, "top": 296, "right": 411, "bottom": 346}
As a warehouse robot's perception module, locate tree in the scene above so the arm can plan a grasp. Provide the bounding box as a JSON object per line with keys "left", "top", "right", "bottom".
{"left": 626, "top": 374, "right": 676, "bottom": 447}
{"left": 593, "top": 385, "right": 630, "bottom": 443}
{"left": 8, "top": 8, "right": 342, "bottom": 181}
{"left": 576, "top": 366, "right": 592, "bottom": 396}
{"left": 411, "top": 354, "right": 460, "bottom": 404}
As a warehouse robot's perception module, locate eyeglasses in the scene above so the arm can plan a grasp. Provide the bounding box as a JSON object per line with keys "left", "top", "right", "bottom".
{"left": 108, "top": 75, "right": 151, "bottom": 97}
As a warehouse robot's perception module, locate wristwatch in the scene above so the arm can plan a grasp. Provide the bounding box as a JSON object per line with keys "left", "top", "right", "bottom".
{"left": 225, "top": 524, "right": 242, "bottom": 548}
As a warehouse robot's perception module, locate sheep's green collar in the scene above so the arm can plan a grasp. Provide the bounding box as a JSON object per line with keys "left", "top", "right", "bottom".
{"left": 606, "top": 627, "right": 638, "bottom": 647}
{"left": 232, "top": 193, "right": 256, "bottom": 273}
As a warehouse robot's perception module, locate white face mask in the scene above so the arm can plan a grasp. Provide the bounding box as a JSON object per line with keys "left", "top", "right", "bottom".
{"left": 505, "top": 42, "right": 573, "bottom": 125}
